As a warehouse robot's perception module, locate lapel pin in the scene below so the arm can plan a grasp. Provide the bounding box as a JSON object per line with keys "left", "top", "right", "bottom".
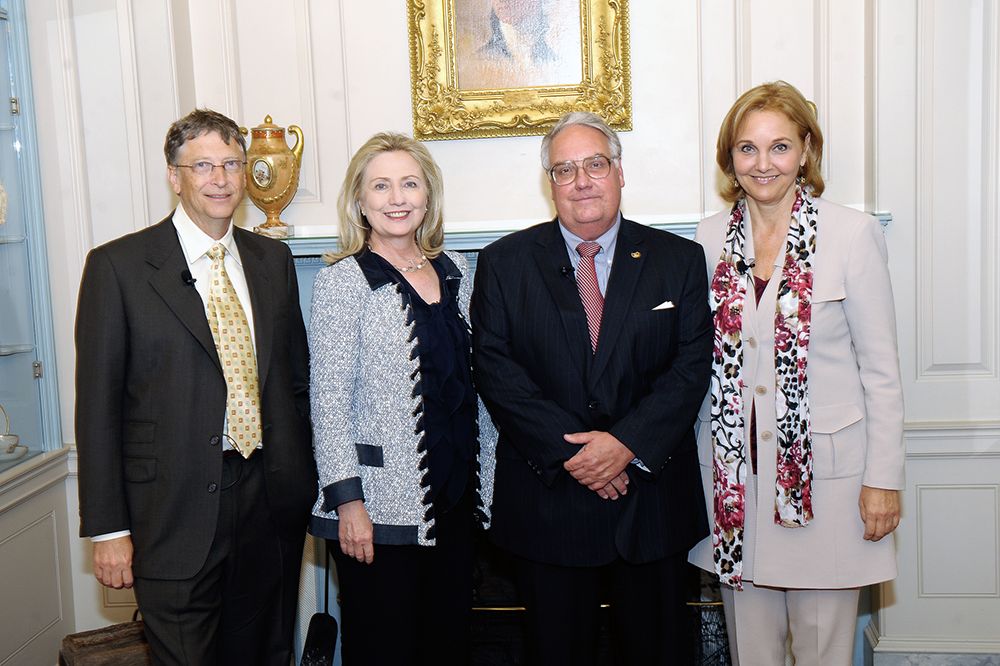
{"left": 631, "top": 252, "right": 641, "bottom": 258}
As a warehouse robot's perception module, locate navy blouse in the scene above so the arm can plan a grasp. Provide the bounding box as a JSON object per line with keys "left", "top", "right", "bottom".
{"left": 373, "top": 253, "right": 478, "bottom": 514}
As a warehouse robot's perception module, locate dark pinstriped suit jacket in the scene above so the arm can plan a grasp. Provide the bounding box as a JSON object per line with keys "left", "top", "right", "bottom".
{"left": 471, "top": 217, "right": 712, "bottom": 567}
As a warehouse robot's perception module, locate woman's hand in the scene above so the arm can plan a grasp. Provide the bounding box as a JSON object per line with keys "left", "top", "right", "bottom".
{"left": 338, "top": 499, "right": 375, "bottom": 564}
{"left": 858, "top": 486, "right": 900, "bottom": 542}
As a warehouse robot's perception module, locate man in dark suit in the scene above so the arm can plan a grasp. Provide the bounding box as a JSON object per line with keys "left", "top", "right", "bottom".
{"left": 471, "top": 112, "right": 713, "bottom": 666}
{"left": 75, "top": 109, "right": 316, "bottom": 666}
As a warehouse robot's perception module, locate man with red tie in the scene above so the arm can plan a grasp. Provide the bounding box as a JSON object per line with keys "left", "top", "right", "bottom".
{"left": 471, "top": 111, "right": 713, "bottom": 666}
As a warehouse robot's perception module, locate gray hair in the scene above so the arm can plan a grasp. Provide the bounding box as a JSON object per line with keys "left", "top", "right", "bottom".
{"left": 540, "top": 112, "right": 622, "bottom": 170}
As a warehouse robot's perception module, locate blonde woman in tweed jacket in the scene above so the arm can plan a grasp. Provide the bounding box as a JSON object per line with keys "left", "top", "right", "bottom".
{"left": 307, "top": 133, "right": 496, "bottom": 666}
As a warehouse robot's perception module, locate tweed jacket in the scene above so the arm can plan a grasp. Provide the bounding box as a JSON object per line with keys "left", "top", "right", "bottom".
{"left": 308, "top": 249, "right": 496, "bottom": 546}
{"left": 688, "top": 199, "right": 905, "bottom": 588}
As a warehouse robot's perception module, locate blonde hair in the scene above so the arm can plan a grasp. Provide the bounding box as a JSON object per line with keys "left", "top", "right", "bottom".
{"left": 716, "top": 80, "right": 825, "bottom": 203}
{"left": 323, "top": 132, "right": 445, "bottom": 264}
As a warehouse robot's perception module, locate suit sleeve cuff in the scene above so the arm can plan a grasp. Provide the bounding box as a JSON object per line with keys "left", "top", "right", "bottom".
{"left": 321, "top": 477, "right": 365, "bottom": 512}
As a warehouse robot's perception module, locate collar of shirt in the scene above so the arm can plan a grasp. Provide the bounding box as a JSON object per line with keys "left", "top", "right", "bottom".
{"left": 558, "top": 213, "right": 621, "bottom": 296}
{"left": 171, "top": 203, "right": 242, "bottom": 268}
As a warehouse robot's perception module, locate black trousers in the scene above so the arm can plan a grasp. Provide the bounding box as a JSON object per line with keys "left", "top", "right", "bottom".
{"left": 513, "top": 548, "right": 696, "bottom": 666}
{"left": 133, "top": 452, "right": 304, "bottom": 666}
{"left": 330, "top": 488, "right": 475, "bottom": 666}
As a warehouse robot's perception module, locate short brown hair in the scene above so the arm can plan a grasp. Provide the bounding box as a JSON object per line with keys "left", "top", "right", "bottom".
{"left": 716, "top": 80, "right": 824, "bottom": 203}
{"left": 324, "top": 132, "right": 445, "bottom": 265}
{"left": 164, "top": 109, "right": 246, "bottom": 165}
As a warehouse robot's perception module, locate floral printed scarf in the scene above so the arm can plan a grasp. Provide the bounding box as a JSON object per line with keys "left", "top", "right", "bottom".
{"left": 708, "top": 188, "right": 818, "bottom": 589}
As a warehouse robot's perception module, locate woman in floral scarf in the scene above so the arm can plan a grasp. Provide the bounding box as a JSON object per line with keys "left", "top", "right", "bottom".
{"left": 688, "top": 81, "right": 905, "bottom": 666}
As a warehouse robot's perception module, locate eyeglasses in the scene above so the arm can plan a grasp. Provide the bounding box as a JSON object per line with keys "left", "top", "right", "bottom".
{"left": 547, "top": 154, "right": 617, "bottom": 186}
{"left": 172, "top": 160, "right": 247, "bottom": 176}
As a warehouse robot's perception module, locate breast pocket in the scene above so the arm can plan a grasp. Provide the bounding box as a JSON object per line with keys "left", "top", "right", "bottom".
{"left": 810, "top": 402, "right": 865, "bottom": 479}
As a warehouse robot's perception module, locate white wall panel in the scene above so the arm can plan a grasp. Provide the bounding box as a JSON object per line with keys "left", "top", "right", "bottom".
{"left": 876, "top": 426, "right": 1000, "bottom": 654}
{"left": 919, "top": 0, "right": 997, "bottom": 377}
{"left": 72, "top": 4, "right": 136, "bottom": 247}
{"left": 901, "top": 0, "right": 1000, "bottom": 421}
{"left": 916, "top": 485, "right": 998, "bottom": 597}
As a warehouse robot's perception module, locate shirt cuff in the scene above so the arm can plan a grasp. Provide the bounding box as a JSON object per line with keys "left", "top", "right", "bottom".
{"left": 91, "top": 530, "right": 131, "bottom": 542}
{"left": 630, "top": 457, "right": 650, "bottom": 473}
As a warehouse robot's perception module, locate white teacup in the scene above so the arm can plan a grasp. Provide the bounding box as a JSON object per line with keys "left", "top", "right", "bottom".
{"left": 1, "top": 434, "right": 18, "bottom": 455}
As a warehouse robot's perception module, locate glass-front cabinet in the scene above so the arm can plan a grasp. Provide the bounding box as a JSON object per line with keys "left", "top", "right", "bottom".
{"left": 0, "top": 2, "right": 61, "bottom": 474}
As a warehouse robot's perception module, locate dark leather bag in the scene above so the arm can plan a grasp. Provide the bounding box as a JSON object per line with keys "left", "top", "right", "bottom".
{"left": 300, "top": 544, "right": 338, "bottom": 666}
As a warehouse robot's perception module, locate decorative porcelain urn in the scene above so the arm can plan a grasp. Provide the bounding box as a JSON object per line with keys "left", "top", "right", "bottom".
{"left": 240, "top": 115, "right": 303, "bottom": 238}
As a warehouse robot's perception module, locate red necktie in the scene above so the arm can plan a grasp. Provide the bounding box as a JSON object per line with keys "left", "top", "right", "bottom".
{"left": 576, "top": 242, "right": 604, "bottom": 352}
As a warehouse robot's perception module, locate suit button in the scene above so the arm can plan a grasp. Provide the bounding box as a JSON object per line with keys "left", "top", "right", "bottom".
{"left": 588, "top": 401, "right": 599, "bottom": 409}
{"left": 755, "top": 385, "right": 767, "bottom": 396}
{"left": 747, "top": 337, "right": 758, "bottom": 348}
{"left": 207, "top": 482, "right": 218, "bottom": 493}
{"left": 210, "top": 436, "right": 221, "bottom": 446}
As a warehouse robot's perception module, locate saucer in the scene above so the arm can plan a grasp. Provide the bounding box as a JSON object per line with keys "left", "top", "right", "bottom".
{"left": 0, "top": 445, "right": 28, "bottom": 462}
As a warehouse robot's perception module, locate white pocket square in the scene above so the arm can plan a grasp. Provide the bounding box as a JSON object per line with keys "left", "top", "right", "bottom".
{"left": 653, "top": 300, "right": 675, "bottom": 310}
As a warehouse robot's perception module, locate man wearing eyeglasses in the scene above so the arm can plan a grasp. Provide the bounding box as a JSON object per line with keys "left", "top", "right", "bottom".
{"left": 471, "top": 111, "right": 713, "bottom": 666}
{"left": 75, "top": 109, "right": 316, "bottom": 666}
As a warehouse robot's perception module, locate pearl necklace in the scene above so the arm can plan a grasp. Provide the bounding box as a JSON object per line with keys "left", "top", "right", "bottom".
{"left": 369, "top": 244, "right": 428, "bottom": 273}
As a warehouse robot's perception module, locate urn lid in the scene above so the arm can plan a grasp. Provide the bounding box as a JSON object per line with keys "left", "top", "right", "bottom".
{"left": 246, "top": 115, "right": 284, "bottom": 138}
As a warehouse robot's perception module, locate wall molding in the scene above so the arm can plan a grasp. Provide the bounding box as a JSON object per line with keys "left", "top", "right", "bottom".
{"left": 220, "top": 0, "right": 241, "bottom": 116}
{"left": 55, "top": 0, "right": 94, "bottom": 266}
{"left": 872, "top": 632, "right": 1000, "bottom": 656}
{"left": 116, "top": 0, "right": 150, "bottom": 235}
{"left": 904, "top": 421, "right": 1000, "bottom": 459}
{"left": 288, "top": 0, "right": 321, "bottom": 204}
{"left": 815, "top": 0, "right": 833, "bottom": 185}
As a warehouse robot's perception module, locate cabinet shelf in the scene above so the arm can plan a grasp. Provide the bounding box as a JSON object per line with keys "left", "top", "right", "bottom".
{"left": 0, "top": 344, "right": 34, "bottom": 356}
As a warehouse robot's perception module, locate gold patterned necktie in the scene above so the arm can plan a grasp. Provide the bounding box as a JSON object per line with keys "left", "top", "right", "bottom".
{"left": 206, "top": 243, "right": 261, "bottom": 458}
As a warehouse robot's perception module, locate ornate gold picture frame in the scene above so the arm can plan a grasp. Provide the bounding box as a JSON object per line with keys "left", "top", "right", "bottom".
{"left": 408, "top": 0, "right": 631, "bottom": 141}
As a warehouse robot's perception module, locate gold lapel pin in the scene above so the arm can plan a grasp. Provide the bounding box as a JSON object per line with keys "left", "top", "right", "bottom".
{"left": 631, "top": 251, "right": 641, "bottom": 258}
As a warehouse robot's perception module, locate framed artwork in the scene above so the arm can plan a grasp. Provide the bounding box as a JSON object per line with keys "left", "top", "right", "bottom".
{"left": 408, "top": 0, "right": 631, "bottom": 141}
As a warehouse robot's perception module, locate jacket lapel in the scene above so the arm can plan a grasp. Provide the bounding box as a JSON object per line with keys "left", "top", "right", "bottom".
{"left": 532, "top": 220, "right": 590, "bottom": 382}
{"left": 234, "top": 228, "right": 274, "bottom": 390}
{"left": 145, "top": 217, "right": 222, "bottom": 374}
{"left": 589, "top": 218, "right": 644, "bottom": 389}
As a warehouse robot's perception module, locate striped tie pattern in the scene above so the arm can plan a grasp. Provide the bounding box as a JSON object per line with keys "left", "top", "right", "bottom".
{"left": 206, "top": 243, "right": 261, "bottom": 458}
{"left": 576, "top": 242, "right": 604, "bottom": 353}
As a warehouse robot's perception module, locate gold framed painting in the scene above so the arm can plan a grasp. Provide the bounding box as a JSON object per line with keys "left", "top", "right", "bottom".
{"left": 408, "top": 0, "right": 631, "bottom": 141}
